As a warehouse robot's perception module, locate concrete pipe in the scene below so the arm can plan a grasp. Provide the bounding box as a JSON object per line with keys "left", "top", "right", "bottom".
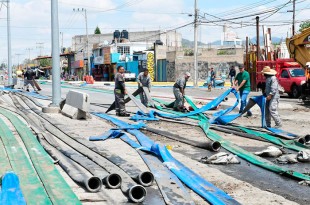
{"left": 126, "top": 185, "right": 147, "bottom": 203}
{"left": 297, "top": 137, "right": 306, "bottom": 145}
{"left": 134, "top": 171, "right": 154, "bottom": 187}
{"left": 103, "top": 173, "right": 122, "bottom": 189}
{"left": 40, "top": 138, "right": 102, "bottom": 193}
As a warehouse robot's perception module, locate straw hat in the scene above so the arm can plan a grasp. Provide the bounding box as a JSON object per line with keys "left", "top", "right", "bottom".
{"left": 260, "top": 66, "right": 277, "bottom": 75}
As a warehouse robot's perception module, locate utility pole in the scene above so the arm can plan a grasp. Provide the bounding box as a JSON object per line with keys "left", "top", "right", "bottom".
{"left": 26, "top": 48, "right": 33, "bottom": 61}
{"left": 193, "top": 0, "right": 199, "bottom": 87}
{"left": 60, "top": 31, "right": 64, "bottom": 53}
{"left": 6, "top": 0, "right": 12, "bottom": 85}
{"left": 73, "top": 8, "right": 91, "bottom": 76}
{"left": 15, "top": 53, "right": 22, "bottom": 70}
{"left": 36, "top": 42, "right": 44, "bottom": 56}
{"left": 256, "top": 16, "right": 260, "bottom": 61}
{"left": 51, "top": 0, "right": 61, "bottom": 106}
{"left": 292, "top": 0, "right": 296, "bottom": 35}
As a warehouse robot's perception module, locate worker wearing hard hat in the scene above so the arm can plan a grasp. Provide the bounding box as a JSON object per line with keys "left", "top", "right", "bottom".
{"left": 173, "top": 72, "right": 191, "bottom": 112}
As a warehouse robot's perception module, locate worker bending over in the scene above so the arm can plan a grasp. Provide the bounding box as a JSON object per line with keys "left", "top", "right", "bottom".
{"left": 173, "top": 72, "right": 191, "bottom": 112}
{"left": 137, "top": 69, "right": 151, "bottom": 107}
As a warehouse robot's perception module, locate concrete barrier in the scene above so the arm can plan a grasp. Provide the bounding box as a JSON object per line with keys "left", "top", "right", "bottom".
{"left": 61, "top": 90, "right": 90, "bottom": 119}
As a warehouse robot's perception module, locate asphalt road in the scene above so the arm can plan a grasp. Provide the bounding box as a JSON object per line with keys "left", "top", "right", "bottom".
{"left": 36, "top": 82, "right": 310, "bottom": 205}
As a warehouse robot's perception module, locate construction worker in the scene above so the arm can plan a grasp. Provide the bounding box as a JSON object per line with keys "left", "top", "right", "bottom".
{"left": 137, "top": 69, "right": 151, "bottom": 107}
{"left": 261, "top": 66, "right": 282, "bottom": 128}
{"left": 23, "top": 67, "right": 37, "bottom": 92}
{"left": 114, "top": 66, "right": 130, "bottom": 117}
{"left": 210, "top": 67, "right": 216, "bottom": 88}
{"left": 234, "top": 66, "right": 252, "bottom": 117}
{"left": 173, "top": 72, "right": 191, "bottom": 112}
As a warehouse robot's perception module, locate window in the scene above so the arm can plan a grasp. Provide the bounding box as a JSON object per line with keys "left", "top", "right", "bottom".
{"left": 289, "top": 68, "right": 305, "bottom": 77}
{"left": 281, "top": 70, "right": 289, "bottom": 78}
{"left": 117, "top": 46, "right": 130, "bottom": 55}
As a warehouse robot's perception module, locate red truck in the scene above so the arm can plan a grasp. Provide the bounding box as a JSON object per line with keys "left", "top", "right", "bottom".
{"left": 256, "top": 59, "right": 306, "bottom": 98}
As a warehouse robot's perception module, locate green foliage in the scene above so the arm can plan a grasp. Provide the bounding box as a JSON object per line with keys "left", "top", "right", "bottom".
{"left": 299, "top": 21, "right": 310, "bottom": 32}
{"left": 184, "top": 49, "right": 194, "bottom": 56}
{"left": 39, "top": 58, "right": 52, "bottom": 67}
{"left": 94, "top": 26, "right": 101, "bottom": 34}
{"left": 0, "top": 62, "right": 6, "bottom": 69}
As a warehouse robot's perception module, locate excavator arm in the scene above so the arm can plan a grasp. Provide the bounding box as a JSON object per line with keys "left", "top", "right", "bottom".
{"left": 286, "top": 27, "right": 310, "bottom": 102}
{"left": 286, "top": 27, "right": 310, "bottom": 68}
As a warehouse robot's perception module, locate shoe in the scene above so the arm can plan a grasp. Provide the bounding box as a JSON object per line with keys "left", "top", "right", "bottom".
{"left": 119, "top": 113, "right": 130, "bottom": 117}
{"left": 243, "top": 114, "right": 252, "bottom": 118}
{"left": 274, "top": 124, "right": 282, "bottom": 128}
{"left": 26, "top": 89, "right": 29, "bottom": 92}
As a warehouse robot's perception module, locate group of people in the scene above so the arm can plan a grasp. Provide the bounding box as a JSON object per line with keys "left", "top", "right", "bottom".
{"left": 113, "top": 65, "right": 282, "bottom": 128}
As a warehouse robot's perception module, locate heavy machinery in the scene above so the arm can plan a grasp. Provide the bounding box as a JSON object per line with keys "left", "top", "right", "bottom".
{"left": 286, "top": 27, "right": 310, "bottom": 102}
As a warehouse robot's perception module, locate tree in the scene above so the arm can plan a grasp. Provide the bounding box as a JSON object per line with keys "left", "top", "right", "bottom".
{"left": 299, "top": 21, "right": 310, "bottom": 32}
{"left": 94, "top": 26, "right": 101, "bottom": 34}
{"left": 39, "top": 58, "right": 52, "bottom": 67}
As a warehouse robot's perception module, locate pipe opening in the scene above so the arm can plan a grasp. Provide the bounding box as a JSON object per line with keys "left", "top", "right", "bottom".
{"left": 298, "top": 137, "right": 306, "bottom": 145}
{"left": 86, "top": 176, "right": 102, "bottom": 192}
{"left": 211, "top": 141, "right": 221, "bottom": 152}
{"left": 304, "top": 135, "right": 310, "bottom": 143}
{"left": 139, "top": 172, "right": 154, "bottom": 187}
{"left": 128, "top": 185, "right": 147, "bottom": 203}
{"left": 104, "top": 174, "right": 122, "bottom": 189}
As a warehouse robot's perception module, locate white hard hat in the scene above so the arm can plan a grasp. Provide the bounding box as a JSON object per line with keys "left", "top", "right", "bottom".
{"left": 185, "top": 72, "right": 191, "bottom": 77}
{"left": 306, "top": 62, "right": 310, "bottom": 67}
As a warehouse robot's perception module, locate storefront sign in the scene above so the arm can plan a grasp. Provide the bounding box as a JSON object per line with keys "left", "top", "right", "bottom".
{"left": 94, "top": 56, "right": 104, "bottom": 65}
{"left": 71, "top": 60, "right": 84, "bottom": 69}
{"left": 103, "top": 47, "right": 111, "bottom": 64}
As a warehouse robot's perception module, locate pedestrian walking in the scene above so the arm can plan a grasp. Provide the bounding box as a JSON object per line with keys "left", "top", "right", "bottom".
{"left": 23, "top": 67, "right": 37, "bottom": 92}
{"left": 137, "top": 69, "right": 151, "bottom": 107}
{"left": 114, "top": 66, "right": 130, "bottom": 117}
{"left": 261, "top": 66, "right": 282, "bottom": 128}
{"left": 234, "top": 66, "right": 252, "bottom": 116}
{"left": 173, "top": 72, "right": 191, "bottom": 112}
{"left": 229, "top": 66, "right": 236, "bottom": 87}
{"left": 210, "top": 68, "right": 216, "bottom": 88}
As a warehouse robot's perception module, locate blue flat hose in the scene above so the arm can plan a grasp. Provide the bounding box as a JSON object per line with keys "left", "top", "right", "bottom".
{"left": 92, "top": 112, "right": 240, "bottom": 205}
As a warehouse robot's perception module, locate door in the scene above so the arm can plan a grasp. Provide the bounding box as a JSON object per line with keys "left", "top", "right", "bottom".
{"left": 156, "top": 59, "right": 167, "bottom": 82}
{"left": 278, "top": 70, "right": 290, "bottom": 92}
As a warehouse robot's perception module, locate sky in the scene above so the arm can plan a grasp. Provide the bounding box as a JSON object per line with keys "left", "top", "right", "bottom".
{"left": 0, "top": 0, "right": 309, "bottom": 65}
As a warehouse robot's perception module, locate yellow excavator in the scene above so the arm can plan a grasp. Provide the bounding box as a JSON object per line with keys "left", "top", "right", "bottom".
{"left": 286, "top": 27, "right": 310, "bottom": 102}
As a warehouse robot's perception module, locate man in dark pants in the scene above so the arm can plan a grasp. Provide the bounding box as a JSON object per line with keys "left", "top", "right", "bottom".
{"left": 137, "top": 69, "right": 151, "bottom": 107}
{"left": 173, "top": 72, "right": 191, "bottom": 112}
{"left": 210, "top": 68, "right": 216, "bottom": 88}
{"left": 23, "top": 67, "right": 37, "bottom": 92}
{"left": 229, "top": 66, "right": 236, "bottom": 87}
{"left": 114, "top": 66, "right": 130, "bottom": 117}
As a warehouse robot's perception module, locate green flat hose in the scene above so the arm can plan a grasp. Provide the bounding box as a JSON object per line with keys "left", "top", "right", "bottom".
{"left": 0, "top": 108, "right": 81, "bottom": 205}
{"left": 0, "top": 118, "right": 51, "bottom": 204}
{"left": 157, "top": 97, "right": 310, "bottom": 181}
{"left": 0, "top": 138, "right": 12, "bottom": 176}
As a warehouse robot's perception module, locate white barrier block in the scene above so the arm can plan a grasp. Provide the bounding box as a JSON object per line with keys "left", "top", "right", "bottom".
{"left": 61, "top": 104, "right": 79, "bottom": 119}
{"left": 66, "top": 90, "right": 90, "bottom": 112}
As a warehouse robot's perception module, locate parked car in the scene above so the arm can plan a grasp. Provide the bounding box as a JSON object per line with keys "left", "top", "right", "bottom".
{"left": 256, "top": 59, "right": 306, "bottom": 98}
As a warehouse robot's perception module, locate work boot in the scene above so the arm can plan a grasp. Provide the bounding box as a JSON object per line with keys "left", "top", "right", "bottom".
{"left": 119, "top": 113, "right": 130, "bottom": 117}
{"left": 274, "top": 124, "right": 282, "bottom": 128}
